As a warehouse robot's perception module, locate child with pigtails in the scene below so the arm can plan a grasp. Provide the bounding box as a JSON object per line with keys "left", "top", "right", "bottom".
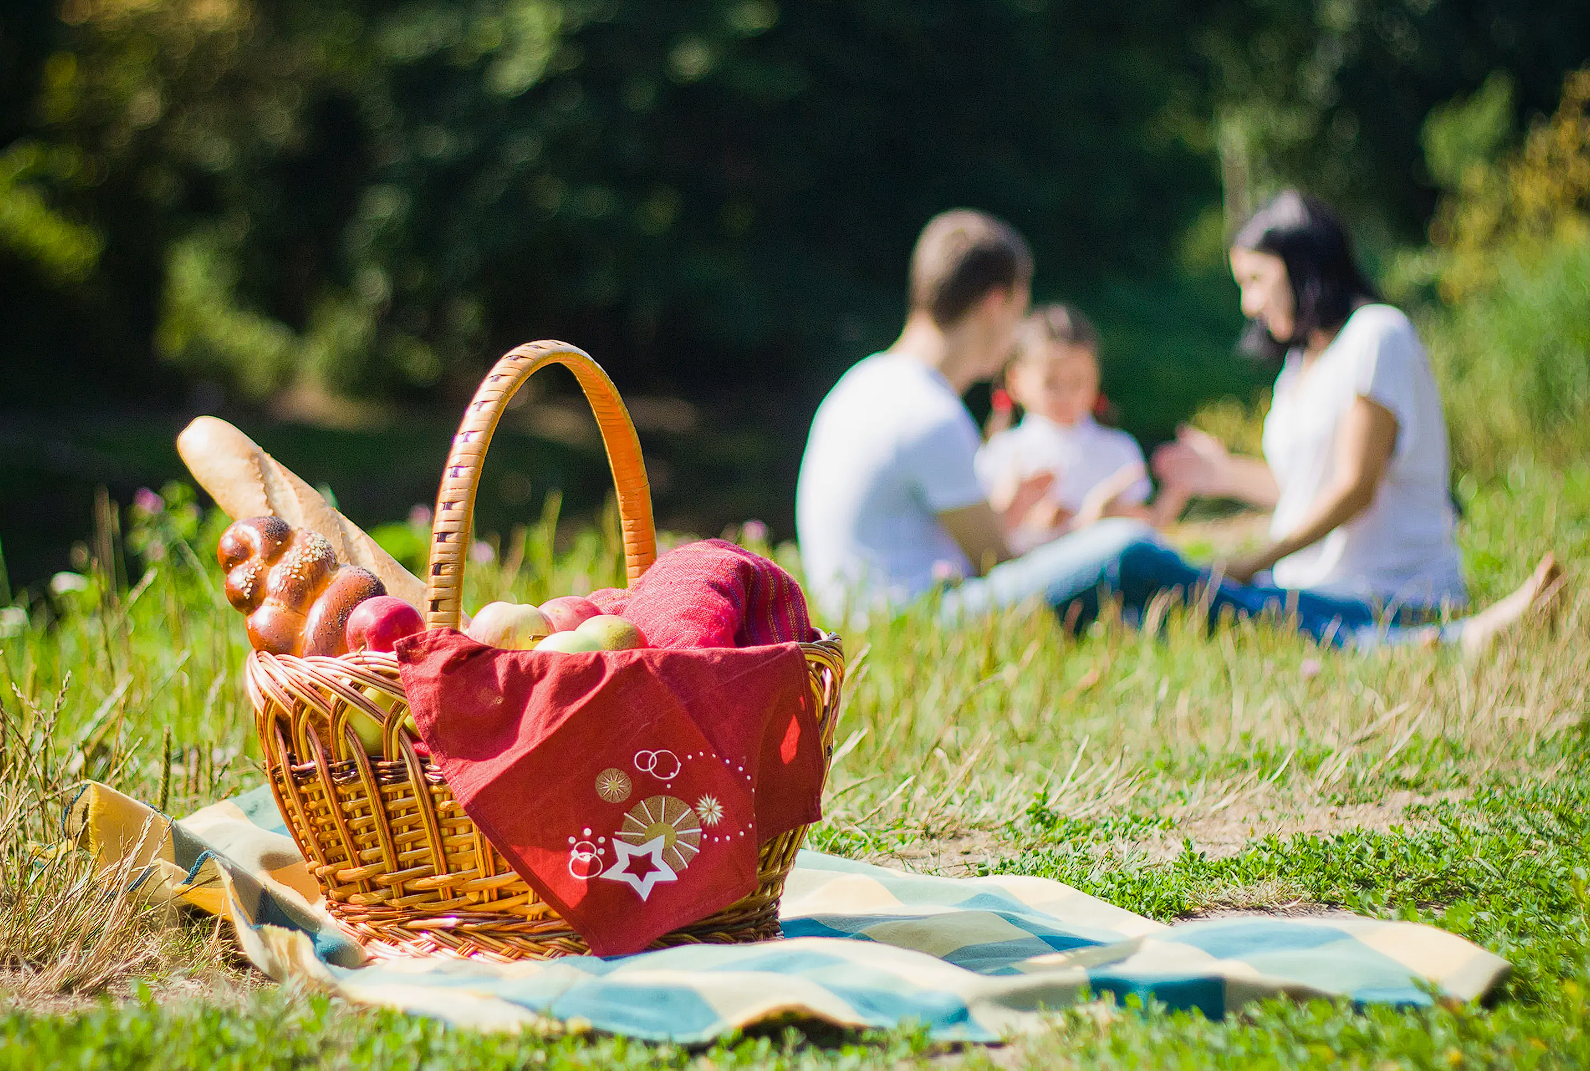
{"left": 979, "top": 304, "right": 1186, "bottom": 552}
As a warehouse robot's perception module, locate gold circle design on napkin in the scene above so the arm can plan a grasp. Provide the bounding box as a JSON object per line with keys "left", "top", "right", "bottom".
{"left": 596, "top": 767, "right": 633, "bottom": 802}
{"left": 619, "top": 795, "right": 703, "bottom": 871}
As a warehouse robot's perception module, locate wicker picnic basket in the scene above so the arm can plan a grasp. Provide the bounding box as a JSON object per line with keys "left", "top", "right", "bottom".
{"left": 245, "top": 340, "right": 846, "bottom": 962}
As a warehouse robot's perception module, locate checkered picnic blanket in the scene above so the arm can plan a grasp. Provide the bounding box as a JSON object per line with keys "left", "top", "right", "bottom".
{"left": 69, "top": 781, "right": 1508, "bottom": 1042}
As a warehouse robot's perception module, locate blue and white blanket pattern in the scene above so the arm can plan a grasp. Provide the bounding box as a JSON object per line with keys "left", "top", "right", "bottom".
{"left": 70, "top": 782, "right": 1507, "bottom": 1043}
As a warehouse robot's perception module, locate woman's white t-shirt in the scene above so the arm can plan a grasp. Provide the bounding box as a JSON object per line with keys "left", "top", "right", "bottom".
{"left": 1262, "top": 304, "right": 1466, "bottom": 607}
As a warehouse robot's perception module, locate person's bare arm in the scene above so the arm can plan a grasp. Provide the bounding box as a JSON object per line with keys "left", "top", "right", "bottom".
{"left": 1216, "top": 457, "right": 1282, "bottom": 509}
{"left": 1220, "top": 396, "right": 1397, "bottom": 582}
{"left": 1126, "top": 481, "right": 1191, "bottom": 528}
{"left": 1093, "top": 498, "right": 1185, "bottom": 528}
{"left": 938, "top": 502, "right": 1015, "bottom": 576}
{"left": 1073, "top": 462, "right": 1189, "bottom": 530}
{"left": 1151, "top": 426, "right": 1280, "bottom": 510}
{"left": 940, "top": 469, "right": 1052, "bottom": 576}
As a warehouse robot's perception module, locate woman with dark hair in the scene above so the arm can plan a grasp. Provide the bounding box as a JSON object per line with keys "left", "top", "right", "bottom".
{"left": 1159, "top": 189, "right": 1468, "bottom": 605}
{"left": 943, "top": 191, "right": 1558, "bottom": 653}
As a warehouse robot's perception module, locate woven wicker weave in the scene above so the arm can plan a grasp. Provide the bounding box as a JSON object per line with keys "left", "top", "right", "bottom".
{"left": 246, "top": 340, "right": 845, "bottom": 962}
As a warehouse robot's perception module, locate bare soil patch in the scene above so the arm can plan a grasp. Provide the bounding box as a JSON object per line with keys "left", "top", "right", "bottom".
{"left": 1139, "top": 788, "right": 1467, "bottom": 862}
{"left": 860, "top": 788, "right": 1467, "bottom": 893}
{"left": 862, "top": 830, "right": 1007, "bottom": 877}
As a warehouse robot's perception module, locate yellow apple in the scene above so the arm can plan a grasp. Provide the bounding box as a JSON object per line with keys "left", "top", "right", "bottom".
{"left": 467, "top": 601, "right": 553, "bottom": 649}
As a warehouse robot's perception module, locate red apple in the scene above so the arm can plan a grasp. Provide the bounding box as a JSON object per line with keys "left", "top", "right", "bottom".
{"left": 345, "top": 596, "right": 424, "bottom": 653}
{"left": 467, "top": 601, "right": 553, "bottom": 649}
{"left": 539, "top": 595, "right": 602, "bottom": 632}
{"left": 575, "top": 614, "right": 648, "bottom": 651}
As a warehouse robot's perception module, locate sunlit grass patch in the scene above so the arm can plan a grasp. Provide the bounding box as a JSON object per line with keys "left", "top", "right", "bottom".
{"left": 0, "top": 461, "right": 1585, "bottom": 1065}
{"left": 0, "top": 673, "right": 232, "bottom": 1000}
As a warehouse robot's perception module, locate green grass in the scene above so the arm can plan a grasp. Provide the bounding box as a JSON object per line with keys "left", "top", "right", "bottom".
{"left": 0, "top": 991, "right": 944, "bottom": 1071}
{"left": 2, "top": 461, "right": 1589, "bottom": 1067}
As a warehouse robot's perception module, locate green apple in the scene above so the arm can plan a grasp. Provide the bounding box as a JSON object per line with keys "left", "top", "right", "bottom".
{"left": 466, "top": 601, "right": 553, "bottom": 649}
{"left": 348, "top": 685, "right": 402, "bottom": 754}
{"left": 534, "top": 629, "right": 604, "bottom": 653}
{"left": 575, "top": 614, "right": 648, "bottom": 651}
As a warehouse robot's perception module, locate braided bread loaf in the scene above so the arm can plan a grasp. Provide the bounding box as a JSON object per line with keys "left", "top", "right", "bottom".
{"left": 220, "top": 516, "right": 386, "bottom": 656}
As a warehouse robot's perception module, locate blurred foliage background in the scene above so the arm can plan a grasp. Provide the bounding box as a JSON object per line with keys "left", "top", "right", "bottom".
{"left": 1, "top": 0, "right": 1587, "bottom": 587}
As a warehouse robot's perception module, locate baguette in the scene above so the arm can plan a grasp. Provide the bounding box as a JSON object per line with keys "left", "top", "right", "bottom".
{"left": 177, "top": 416, "right": 426, "bottom": 609}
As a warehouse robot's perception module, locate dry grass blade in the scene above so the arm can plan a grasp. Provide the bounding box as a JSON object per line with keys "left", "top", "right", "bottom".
{"left": 0, "top": 823, "right": 172, "bottom": 997}
{"left": 0, "top": 680, "right": 184, "bottom": 998}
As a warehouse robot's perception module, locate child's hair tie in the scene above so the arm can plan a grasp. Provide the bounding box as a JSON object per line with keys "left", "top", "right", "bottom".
{"left": 992, "top": 387, "right": 1013, "bottom": 413}
{"left": 1093, "top": 393, "right": 1111, "bottom": 418}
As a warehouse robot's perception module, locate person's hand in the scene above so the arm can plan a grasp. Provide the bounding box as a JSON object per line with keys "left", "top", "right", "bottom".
{"left": 1008, "top": 501, "right": 1074, "bottom": 553}
{"left": 1074, "top": 462, "right": 1147, "bottom": 529}
{"left": 1011, "top": 471, "right": 1055, "bottom": 521}
{"left": 1213, "top": 547, "right": 1275, "bottom": 585}
{"left": 1148, "top": 480, "right": 1192, "bottom": 528}
{"left": 1151, "top": 425, "right": 1232, "bottom": 498}
{"left": 1027, "top": 499, "right": 1072, "bottom": 533}
{"left": 991, "top": 471, "right": 1056, "bottom": 528}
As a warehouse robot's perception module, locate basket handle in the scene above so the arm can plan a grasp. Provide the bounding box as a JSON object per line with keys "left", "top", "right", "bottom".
{"left": 425, "top": 340, "right": 657, "bottom": 630}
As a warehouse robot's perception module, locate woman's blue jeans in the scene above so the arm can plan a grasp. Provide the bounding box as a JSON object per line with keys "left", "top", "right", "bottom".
{"left": 939, "top": 518, "right": 1457, "bottom": 649}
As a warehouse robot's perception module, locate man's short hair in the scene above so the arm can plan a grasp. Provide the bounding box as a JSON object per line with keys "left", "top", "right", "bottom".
{"left": 909, "top": 210, "right": 1034, "bottom": 328}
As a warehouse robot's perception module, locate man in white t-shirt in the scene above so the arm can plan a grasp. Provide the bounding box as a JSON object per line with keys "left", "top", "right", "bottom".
{"left": 796, "top": 210, "right": 1157, "bottom": 621}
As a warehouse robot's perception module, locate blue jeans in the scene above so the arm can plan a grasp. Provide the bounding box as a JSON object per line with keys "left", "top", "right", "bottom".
{"left": 940, "top": 518, "right": 1460, "bottom": 649}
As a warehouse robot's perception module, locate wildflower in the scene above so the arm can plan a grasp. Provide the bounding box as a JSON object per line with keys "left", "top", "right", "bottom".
{"left": 133, "top": 487, "right": 164, "bottom": 515}
{"left": 49, "top": 572, "right": 91, "bottom": 596}
{"left": 0, "top": 607, "right": 27, "bottom": 638}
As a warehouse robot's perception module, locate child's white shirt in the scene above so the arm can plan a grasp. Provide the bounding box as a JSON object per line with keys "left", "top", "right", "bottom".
{"left": 976, "top": 414, "right": 1151, "bottom": 514}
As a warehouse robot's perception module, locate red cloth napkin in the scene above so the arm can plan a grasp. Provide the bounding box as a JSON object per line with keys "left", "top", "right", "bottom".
{"left": 588, "top": 539, "right": 814, "bottom": 649}
{"left": 394, "top": 629, "right": 823, "bottom": 957}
